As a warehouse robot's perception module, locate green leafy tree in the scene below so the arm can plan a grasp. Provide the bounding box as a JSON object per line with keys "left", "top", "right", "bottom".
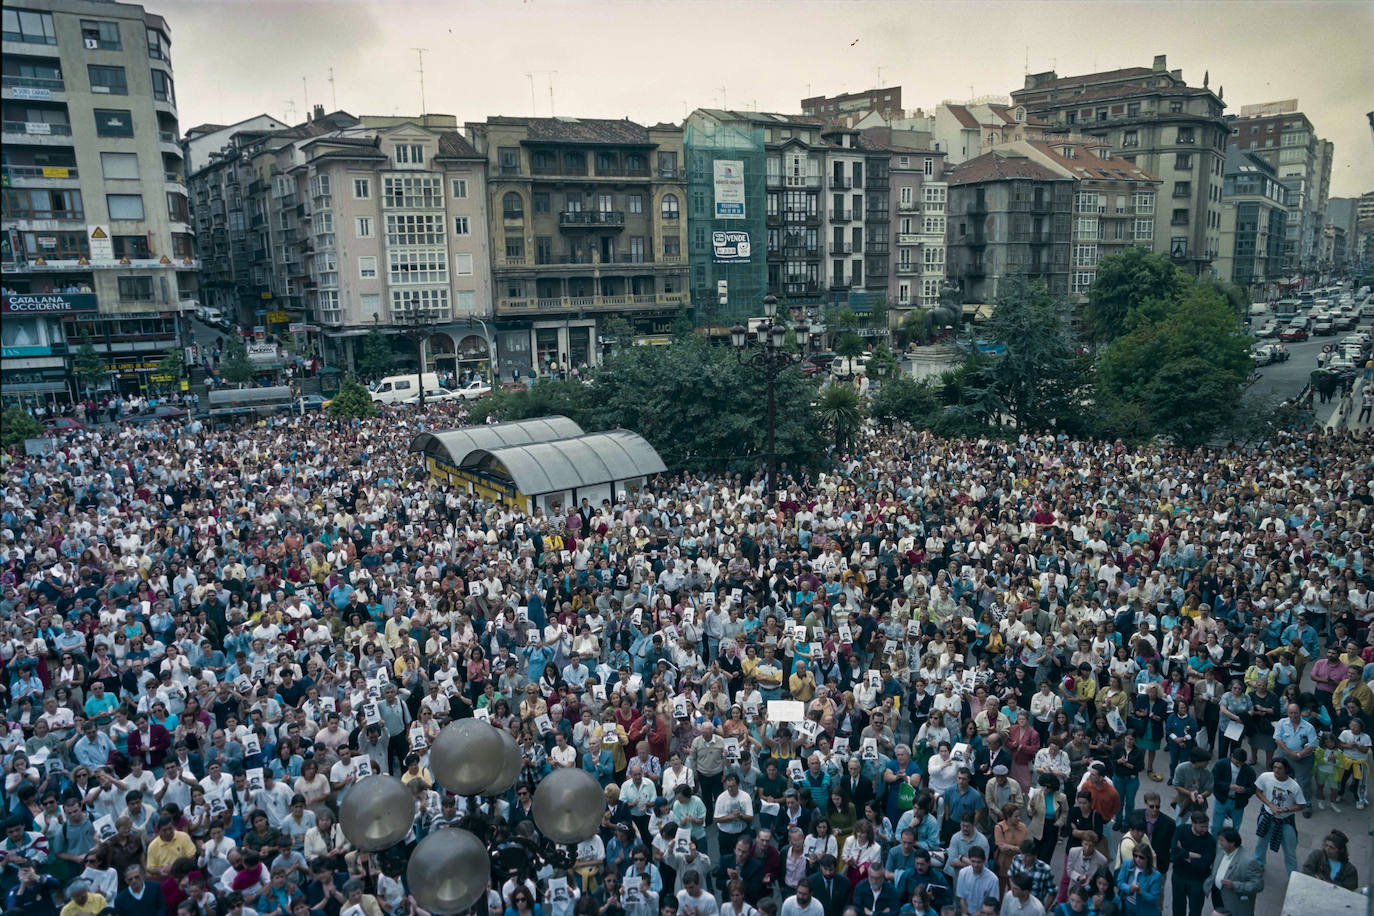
{"left": 356, "top": 329, "right": 395, "bottom": 379}
{"left": 471, "top": 378, "right": 592, "bottom": 427}
{"left": 972, "top": 280, "right": 1089, "bottom": 431}
{"left": 901, "top": 308, "right": 929, "bottom": 346}
{"left": 824, "top": 306, "right": 859, "bottom": 333}
{"left": 326, "top": 376, "right": 377, "bottom": 419}
{"left": 1097, "top": 286, "right": 1253, "bottom": 446}
{"left": 815, "top": 383, "right": 863, "bottom": 452}
{"left": 155, "top": 347, "right": 186, "bottom": 389}
{"left": 1083, "top": 248, "right": 1188, "bottom": 343}
{"left": 72, "top": 331, "right": 107, "bottom": 396}
{"left": 833, "top": 332, "right": 865, "bottom": 359}
{"left": 587, "top": 335, "right": 818, "bottom": 473}
{"left": 2, "top": 407, "right": 42, "bottom": 448}
{"left": 1193, "top": 277, "right": 1251, "bottom": 321}
{"left": 220, "top": 336, "right": 254, "bottom": 386}
{"left": 869, "top": 376, "right": 940, "bottom": 426}
{"left": 866, "top": 342, "right": 899, "bottom": 381}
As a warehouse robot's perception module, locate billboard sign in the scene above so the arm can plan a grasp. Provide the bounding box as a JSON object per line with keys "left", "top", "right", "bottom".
{"left": 1, "top": 293, "right": 99, "bottom": 314}
{"left": 712, "top": 230, "right": 751, "bottom": 263}
{"left": 713, "top": 159, "right": 746, "bottom": 219}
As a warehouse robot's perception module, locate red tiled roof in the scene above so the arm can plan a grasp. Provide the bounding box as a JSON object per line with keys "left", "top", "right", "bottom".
{"left": 1023, "top": 140, "right": 1161, "bottom": 182}
{"left": 946, "top": 104, "right": 980, "bottom": 128}
{"left": 947, "top": 151, "right": 1065, "bottom": 186}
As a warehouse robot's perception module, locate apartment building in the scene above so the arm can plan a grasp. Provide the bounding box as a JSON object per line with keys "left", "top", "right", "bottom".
{"left": 1011, "top": 140, "right": 1162, "bottom": 295}
{"left": 1216, "top": 148, "right": 1287, "bottom": 289}
{"left": 801, "top": 86, "right": 903, "bottom": 125}
{"left": 466, "top": 116, "right": 688, "bottom": 373}
{"left": 186, "top": 110, "right": 494, "bottom": 374}
{"left": 1228, "top": 100, "right": 1333, "bottom": 274}
{"left": 859, "top": 129, "right": 949, "bottom": 314}
{"left": 1011, "top": 55, "right": 1228, "bottom": 276}
{"left": 945, "top": 151, "right": 1073, "bottom": 303}
{"left": 2, "top": 0, "right": 197, "bottom": 404}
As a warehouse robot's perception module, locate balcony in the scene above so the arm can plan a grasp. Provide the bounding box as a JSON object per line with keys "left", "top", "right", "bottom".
{"left": 865, "top": 244, "right": 890, "bottom": 256}
{"left": 1, "top": 75, "right": 65, "bottom": 99}
{"left": 783, "top": 282, "right": 820, "bottom": 296}
{"left": 829, "top": 176, "right": 853, "bottom": 190}
{"left": 897, "top": 202, "right": 920, "bottom": 212}
{"left": 830, "top": 209, "right": 853, "bottom": 223}
{"left": 829, "top": 279, "right": 851, "bottom": 291}
{"left": 1, "top": 164, "right": 77, "bottom": 185}
{"left": 559, "top": 210, "right": 626, "bottom": 229}
{"left": 781, "top": 247, "right": 821, "bottom": 259}
{"left": 496, "top": 291, "right": 688, "bottom": 315}
{"left": 830, "top": 243, "right": 855, "bottom": 255}
{"left": 896, "top": 233, "right": 920, "bottom": 246}
{"left": 783, "top": 211, "right": 820, "bottom": 226}
{"left": 865, "top": 175, "right": 889, "bottom": 190}
{"left": 896, "top": 262, "right": 919, "bottom": 275}
{"left": 966, "top": 263, "right": 986, "bottom": 278}
{"left": 2, "top": 120, "right": 72, "bottom": 144}
{"left": 768, "top": 174, "right": 821, "bottom": 189}
{"left": 499, "top": 164, "right": 522, "bottom": 176}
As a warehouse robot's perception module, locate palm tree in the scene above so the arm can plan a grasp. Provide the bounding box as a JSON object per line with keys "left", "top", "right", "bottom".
{"left": 815, "top": 383, "right": 862, "bottom": 453}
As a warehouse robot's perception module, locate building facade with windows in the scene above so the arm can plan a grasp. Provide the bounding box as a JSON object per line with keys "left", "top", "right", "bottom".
{"left": 2, "top": 0, "right": 197, "bottom": 403}
{"left": 801, "top": 86, "right": 903, "bottom": 125}
{"left": 1011, "top": 140, "right": 1161, "bottom": 296}
{"left": 466, "top": 116, "right": 688, "bottom": 373}
{"left": 945, "top": 151, "right": 1073, "bottom": 303}
{"left": 1011, "top": 55, "right": 1228, "bottom": 276}
{"left": 1228, "top": 100, "right": 1333, "bottom": 275}
{"left": 857, "top": 130, "right": 948, "bottom": 317}
{"left": 1217, "top": 147, "right": 1288, "bottom": 291}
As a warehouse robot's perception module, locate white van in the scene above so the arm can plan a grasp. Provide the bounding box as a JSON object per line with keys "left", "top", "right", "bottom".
{"left": 370, "top": 373, "right": 441, "bottom": 405}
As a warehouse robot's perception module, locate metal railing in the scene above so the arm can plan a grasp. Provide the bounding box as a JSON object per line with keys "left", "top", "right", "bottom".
{"left": 3, "top": 120, "right": 71, "bottom": 136}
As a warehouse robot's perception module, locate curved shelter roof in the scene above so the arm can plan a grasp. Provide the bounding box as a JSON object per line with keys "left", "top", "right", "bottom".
{"left": 470, "top": 430, "right": 667, "bottom": 496}
{"left": 408, "top": 416, "right": 584, "bottom": 463}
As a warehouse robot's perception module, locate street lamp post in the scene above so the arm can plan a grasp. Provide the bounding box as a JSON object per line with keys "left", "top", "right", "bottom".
{"left": 730, "top": 294, "right": 808, "bottom": 496}
{"left": 394, "top": 307, "right": 438, "bottom": 412}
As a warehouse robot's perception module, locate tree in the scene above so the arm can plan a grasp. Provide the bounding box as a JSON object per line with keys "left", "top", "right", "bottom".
{"left": 356, "top": 329, "right": 394, "bottom": 379}
{"left": 869, "top": 376, "right": 940, "bottom": 426}
{"left": 833, "top": 332, "right": 865, "bottom": 359}
{"left": 470, "top": 378, "right": 592, "bottom": 427}
{"left": 971, "top": 280, "right": 1090, "bottom": 431}
{"left": 220, "top": 336, "right": 254, "bottom": 386}
{"left": 155, "top": 347, "right": 186, "bottom": 389}
{"left": 866, "top": 342, "right": 899, "bottom": 382}
{"left": 326, "top": 376, "right": 377, "bottom": 419}
{"left": 586, "top": 335, "right": 818, "bottom": 474}
{"left": 2, "top": 407, "right": 41, "bottom": 448}
{"left": 1083, "top": 248, "right": 1189, "bottom": 343}
{"left": 815, "top": 383, "right": 863, "bottom": 452}
{"left": 72, "top": 331, "right": 107, "bottom": 396}
{"left": 1097, "top": 286, "right": 1253, "bottom": 446}
{"left": 900, "top": 308, "right": 929, "bottom": 346}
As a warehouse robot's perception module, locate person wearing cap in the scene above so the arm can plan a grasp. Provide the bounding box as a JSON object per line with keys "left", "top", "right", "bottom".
{"left": 983, "top": 766, "right": 1023, "bottom": 824}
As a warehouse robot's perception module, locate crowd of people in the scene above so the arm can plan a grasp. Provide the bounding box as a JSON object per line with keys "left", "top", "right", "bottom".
{"left": 1, "top": 404, "right": 1371, "bottom": 916}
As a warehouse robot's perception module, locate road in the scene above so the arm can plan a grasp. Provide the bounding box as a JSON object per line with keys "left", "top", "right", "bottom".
{"left": 1247, "top": 333, "right": 1329, "bottom": 404}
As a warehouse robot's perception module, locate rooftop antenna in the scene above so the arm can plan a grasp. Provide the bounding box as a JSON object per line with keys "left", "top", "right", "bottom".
{"left": 328, "top": 67, "right": 337, "bottom": 110}
{"left": 530, "top": 70, "right": 557, "bottom": 117}
{"left": 876, "top": 65, "right": 884, "bottom": 86}
{"left": 716, "top": 86, "right": 727, "bottom": 109}
{"left": 302, "top": 76, "right": 309, "bottom": 111}
{"left": 412, "top": 48, "right": 428, "bottom": 116}
{"left": 526, "top": 73, "right": 538, "bottom": 115}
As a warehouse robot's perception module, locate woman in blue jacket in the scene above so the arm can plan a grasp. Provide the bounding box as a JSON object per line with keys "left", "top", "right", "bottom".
{"left": 1115, "top": 842, "right": 1163, "bottom": 916}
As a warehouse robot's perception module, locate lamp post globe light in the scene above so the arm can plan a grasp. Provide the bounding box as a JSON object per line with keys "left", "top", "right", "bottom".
{"left": 337, "top": 720, "right": 605, "bottom": 914}
{"left": 730, "top": 294, "right": 806, "bottom": 496}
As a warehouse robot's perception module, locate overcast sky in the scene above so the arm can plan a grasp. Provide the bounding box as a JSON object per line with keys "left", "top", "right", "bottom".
{"left": 160, "top": 0, "right": 1372, "bottom": 197}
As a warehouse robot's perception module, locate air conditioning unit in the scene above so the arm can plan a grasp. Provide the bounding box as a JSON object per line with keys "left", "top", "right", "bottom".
{"left": 84, "top": 37, "right": 99, "bottom": 49}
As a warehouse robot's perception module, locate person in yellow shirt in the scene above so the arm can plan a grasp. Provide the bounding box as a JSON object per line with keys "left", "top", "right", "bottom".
{"left": 146, "top": 817, "right": 197, "bottom": 879}
{"left": 59, "top": 881, "right": 107, "bottom": 916}
{"left": 789, "top": 659, "right": 817, "bottom": 702}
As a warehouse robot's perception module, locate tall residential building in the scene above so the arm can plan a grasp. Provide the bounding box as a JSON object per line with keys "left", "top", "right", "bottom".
{"left": 1217, "top": 148, "right": 1287, "bottom": 290}
{"left": 2, "top": 0, "right": 196, "bottom": 404}
{"left": 465, "top": 116, "right": 688, "bottom": 372}
{"left": 859, "top": 128, "right": 949, "bottom": 313}
{"left": 1228, "top": 100, "right": 1334, "bottom": 274}
{"left": 945, "top": 151, "right": 1073, "bottom": 302}
{"left": 801, "top": 86, "right": 903, "bottom": 124}
{"left": 1010, "top": 55, "right": 1228, "bottom": 276}
{"left": 1009, "top": 140, "right": 1162, "bottom": 296}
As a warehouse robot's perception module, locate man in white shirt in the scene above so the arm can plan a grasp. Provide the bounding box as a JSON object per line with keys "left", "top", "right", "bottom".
{"left": 779, "top": 877, "right": 825, "bottom": 916}
{"left": 713, "top": 774, "right": 753, "bottom": 842}
{"left": 999, "top": 874, "right": 1045, "bottom": 916}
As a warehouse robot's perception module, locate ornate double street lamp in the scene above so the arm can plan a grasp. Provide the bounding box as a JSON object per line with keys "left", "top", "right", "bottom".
{"left": 338, "top": 720, "right": 604, "bottom": 913}
{"left": 393, "top": 306, "right": 438, "bottom": 411}
{"left": 730, "top": 294, "right": 808, "bottom": 495}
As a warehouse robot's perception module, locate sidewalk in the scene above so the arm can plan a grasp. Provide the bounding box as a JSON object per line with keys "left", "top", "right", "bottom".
{"left": 1322, "top": 371, "right": 1370, "bottom": 430}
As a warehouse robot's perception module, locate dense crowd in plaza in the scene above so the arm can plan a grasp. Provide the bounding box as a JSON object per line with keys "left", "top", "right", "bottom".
{"left": 1, "top": 407, "right": 1372, "bottom": 916}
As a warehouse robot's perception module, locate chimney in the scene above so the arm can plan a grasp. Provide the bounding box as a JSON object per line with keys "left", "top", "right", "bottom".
{"left": 1152, "top": 54, "right": 1167, "bottom": 72}
{"left": 312, "top": 104, "right": 324, "bottom": 122}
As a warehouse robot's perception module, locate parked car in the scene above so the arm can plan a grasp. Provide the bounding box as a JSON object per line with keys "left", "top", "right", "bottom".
{"left": 402, "top": 387, "right": 464, "bottom": 405}
{"left": 42, "top": 417, "right": 85, "bottom": 434}
{"left": 293, "top": 394, "right": 327, "bottom": 411}
{"left": 1333, "top": 314, "right": 1357, "bottom": 331}
{"left": 457, "top": 380, "right": 492, "bottom": 400}
{"left": 1255, "top": 320, "right": 1281, "bottom": 338}
{"left": 119, "top": 405, "right": 189, "bottom": 424}
{"left": 1313, "top": 320, "right": 1336, "bottom": 336}
{"left": 1279, "top": 326, "right": 1308, "bottom": 341}
{"left": 1252, "top": 344, "right": 1277, "bottom": 366}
